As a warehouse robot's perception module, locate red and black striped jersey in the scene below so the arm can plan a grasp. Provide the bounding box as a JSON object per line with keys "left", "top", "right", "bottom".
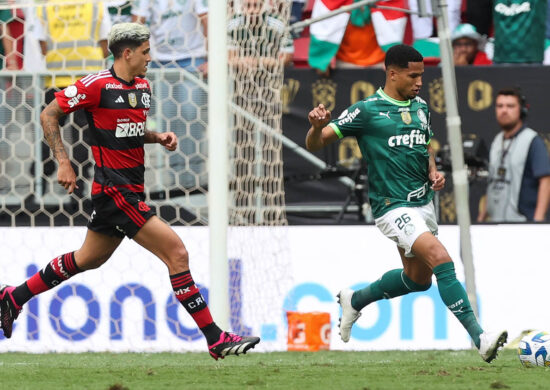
{"left": 55, "top": 67, "right": 152, "bottom": 195}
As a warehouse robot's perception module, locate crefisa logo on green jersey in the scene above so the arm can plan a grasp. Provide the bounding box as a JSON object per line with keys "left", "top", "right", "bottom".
{"left": 337, "top": 107, "right": 360, "bottom": 126}
{"left": 388, "top": 129, "right": 427, "bottom": 148}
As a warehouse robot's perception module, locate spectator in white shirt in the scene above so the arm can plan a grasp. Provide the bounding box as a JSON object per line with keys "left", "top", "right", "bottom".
{"left": 132, "top": 0, "right": 208, "bottom": 189}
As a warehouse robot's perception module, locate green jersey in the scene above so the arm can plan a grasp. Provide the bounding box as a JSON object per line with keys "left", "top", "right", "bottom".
{"left": 493, "top": 0, "right": 546, "bottom": 63}
{"left": 329, "top": 88, "right": 434, "bottom": 219}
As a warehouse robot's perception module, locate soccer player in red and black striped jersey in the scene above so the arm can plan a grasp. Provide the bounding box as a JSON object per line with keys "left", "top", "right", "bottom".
{"left": 0, "top": 22, "right": 259, "bottom": 360}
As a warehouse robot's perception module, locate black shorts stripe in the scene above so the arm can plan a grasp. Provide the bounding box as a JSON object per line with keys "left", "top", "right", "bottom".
{"left": 88, "top": 189, "right": 155, "bottom": 238}
{"left": 104, "top": 186, "right": 146, "bottom": 227}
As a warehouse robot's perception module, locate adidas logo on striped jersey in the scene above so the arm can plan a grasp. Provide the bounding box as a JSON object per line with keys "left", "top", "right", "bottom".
{"left": 115, "top": 96, "right": 124, "bottom": 103}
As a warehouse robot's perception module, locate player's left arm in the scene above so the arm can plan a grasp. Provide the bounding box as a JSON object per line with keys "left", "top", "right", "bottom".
{"left": 425, "top": 109, "right": 444, "bottom": 191}
{"left": 427, "top": 143, "right": 445, "bottom": 191}
{"left": 528, "top": 136, "right": 550, "bottom": 221}
{"left": 534, "top": 175, "right": 550, "bottom": 221}
{"left": 144, "top": 131, "right": 178, "bottom": 151}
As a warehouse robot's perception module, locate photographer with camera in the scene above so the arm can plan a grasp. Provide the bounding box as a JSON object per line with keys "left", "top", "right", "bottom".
{"left": 478, "top": 88, "right": 550, "bottom": 222}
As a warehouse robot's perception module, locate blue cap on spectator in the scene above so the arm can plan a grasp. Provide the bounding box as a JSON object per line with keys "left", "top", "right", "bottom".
{"left": 452, "top": 23, "right": 482, "bottom": 43}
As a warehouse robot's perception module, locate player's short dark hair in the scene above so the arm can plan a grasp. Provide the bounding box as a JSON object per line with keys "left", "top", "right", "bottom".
{"left": 108, "top": 23, "right": 150, "bottom": 59}
{"left": 384, "top": 44, "right": 424, "bottom": 69}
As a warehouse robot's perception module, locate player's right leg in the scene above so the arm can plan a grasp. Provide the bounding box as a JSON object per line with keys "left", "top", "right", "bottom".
{"left": 336, "top": 288, "right": 361, "bottom": 343}
{"left": 337, "top": 264, "right": 432, "bottom": 342}
{"left": 337, "top": 206, "right": 432, "bottom": 343}
{"left": 0, "top": 230, "right": 122, "bottom": 338}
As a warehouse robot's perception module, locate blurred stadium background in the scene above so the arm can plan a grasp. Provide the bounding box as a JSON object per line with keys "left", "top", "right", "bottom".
{"left": 0, "top": 0, "right": 548, "bottom": 368}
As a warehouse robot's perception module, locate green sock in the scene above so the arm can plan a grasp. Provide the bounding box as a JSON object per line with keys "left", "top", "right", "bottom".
{"left": 351, "top": 269, "right": 431, "bottom": 311}
{"left": 433, "top": 262, "right": 483, "bottom": 348}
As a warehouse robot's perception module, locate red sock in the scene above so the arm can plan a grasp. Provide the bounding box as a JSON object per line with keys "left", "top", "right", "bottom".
{"left": 170, "top": 271, "right": 214, "bottom": 329}
{"left": 12, "top": 252, "right": 82, "bottom": 307}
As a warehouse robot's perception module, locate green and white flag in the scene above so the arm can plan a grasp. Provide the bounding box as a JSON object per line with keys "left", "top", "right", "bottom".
{"left": 308, "top": 0, "right": 353, "bottom": 72}
{"left": 308, "top": 0, "right": 408, "bottom": 72}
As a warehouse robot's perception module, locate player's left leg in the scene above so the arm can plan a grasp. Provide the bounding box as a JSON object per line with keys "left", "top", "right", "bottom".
{"left": 411, "top": 233, "right": 507, "bottom": 362}
{"left": 133, "top": 216, "right": 260, "bottom": 359}
{"left": 0, "top": 229, "right": 122, "bottom": 338}
{"left": 412, "top": 233, "right": 483, "bottom": 340}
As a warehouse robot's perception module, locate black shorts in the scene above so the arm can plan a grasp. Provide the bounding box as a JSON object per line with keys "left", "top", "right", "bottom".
{"left": 87, "top": 188, "right": 156, "bottom": 239}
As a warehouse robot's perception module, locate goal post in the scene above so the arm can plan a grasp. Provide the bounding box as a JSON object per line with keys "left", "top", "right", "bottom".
{"left": 207, "top": 0, "right": 230, "bottom": 330}
{"left": 433, "top": 0, "right": 478, "bottom": 318}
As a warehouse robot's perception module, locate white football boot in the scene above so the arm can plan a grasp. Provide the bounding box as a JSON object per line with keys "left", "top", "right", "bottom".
{"left": 478, "top": 330, "right": 508, "bottom": 363}
{"left": 337, "top": 288, "right": 361, "bottom": 343}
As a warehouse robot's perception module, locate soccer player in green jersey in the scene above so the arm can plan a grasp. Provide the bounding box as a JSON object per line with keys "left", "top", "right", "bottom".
{"left": 305, "top": 44, "right": 507, "bottom": 363}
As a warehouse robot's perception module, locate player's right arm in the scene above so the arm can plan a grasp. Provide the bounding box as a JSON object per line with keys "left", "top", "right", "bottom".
{"left": 43, "top": 77, "right": 97, "bottom": 194}
{"left": 39, "top": 99, "right": 78, "bottom": 194}
{"left": 306, "top": 104, "right": 338, "bottom": 152}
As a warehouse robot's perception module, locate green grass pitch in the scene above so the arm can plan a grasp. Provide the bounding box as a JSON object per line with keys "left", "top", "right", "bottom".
{"left": 1, "top": 349, "right": 548, "bottom": 389}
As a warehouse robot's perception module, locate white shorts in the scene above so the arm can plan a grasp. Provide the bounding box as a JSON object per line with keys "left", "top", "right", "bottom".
{"left": 375, "top": 202, "right": 438, "bottom": 258}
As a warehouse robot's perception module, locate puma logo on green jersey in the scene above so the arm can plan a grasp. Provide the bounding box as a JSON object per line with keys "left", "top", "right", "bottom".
{"left": 388, "top": 129, "right": 427, "bottom": 148}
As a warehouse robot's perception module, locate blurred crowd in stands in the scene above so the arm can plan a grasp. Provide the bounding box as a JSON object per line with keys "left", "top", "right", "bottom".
{"left": 292, "top": 0, "right": 549, "bottom": 73}
{"left": 1, "top": 0, "right": 550, "bottom": 72}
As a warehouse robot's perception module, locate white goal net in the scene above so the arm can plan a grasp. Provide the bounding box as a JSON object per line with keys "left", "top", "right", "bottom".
{"left": 0, "top": 0, "right": 292, "bottom": 352}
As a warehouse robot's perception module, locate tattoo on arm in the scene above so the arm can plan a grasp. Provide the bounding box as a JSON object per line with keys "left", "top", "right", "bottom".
{"left": 144, "top": 130, "right": 159, "bottom": 144}
{"left": 40, "top": 101, "right": 69, "bottom": 162}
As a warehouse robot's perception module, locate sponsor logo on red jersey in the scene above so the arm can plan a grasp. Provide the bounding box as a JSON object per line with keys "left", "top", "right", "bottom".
{"left": 68, "top": 94, "right": 86, "bottom": 108}
{"left": 115, "top": 121, "right": 146, "bottom": 138}
{"left": 106, "top": 83, "right": 123, "bottom": 89}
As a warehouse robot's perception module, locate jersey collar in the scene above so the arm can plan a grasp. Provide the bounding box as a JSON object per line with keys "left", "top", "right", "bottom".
{"left": 109, "top": 66, "right": 136, "bottom": 87}
{"left": 377, "top": 88, "right": 411, "bottom": 107}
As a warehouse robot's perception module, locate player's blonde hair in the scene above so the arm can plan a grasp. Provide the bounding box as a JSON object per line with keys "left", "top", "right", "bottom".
{"left": 108, "top": 23, "right": 150, "bottom": 58}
